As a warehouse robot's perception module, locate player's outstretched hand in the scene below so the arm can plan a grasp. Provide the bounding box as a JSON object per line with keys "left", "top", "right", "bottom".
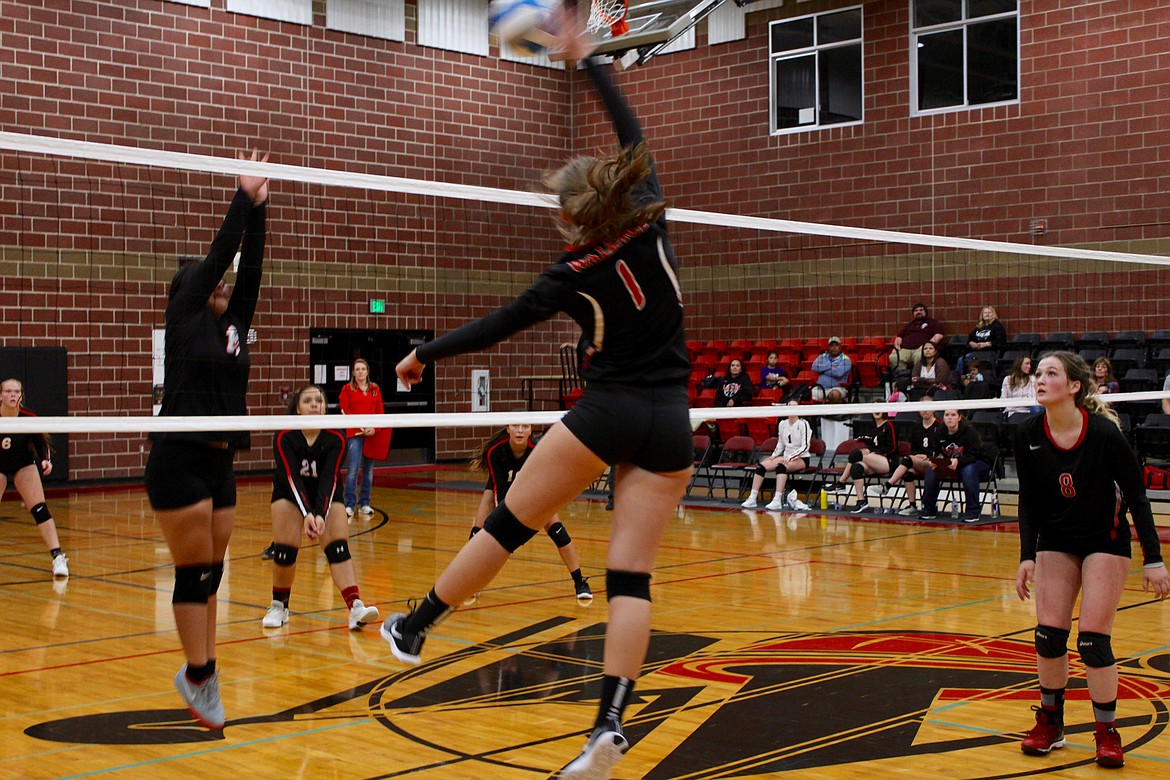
{"left": 551, "top": 7, "right": 595, "bottom": 63}
{"left": 1143, "top": 563, "right": 1170, "bottom": 601}
{"left": 1016, "top": 559, "right": 1035, "bottom": 602}
{"left": 238, "top": 149, "right": 270, "bottom": 204}
{"left": 396, "top": 349, "right": 425, "bottom": 387}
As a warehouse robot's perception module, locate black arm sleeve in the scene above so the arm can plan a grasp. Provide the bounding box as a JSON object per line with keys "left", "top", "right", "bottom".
{"left": 583, "top": 57, "right": 662, "bottom": 202}
{"left": 1014, "top": 428, "right": 1041, "bottom": 562}
{"left": 1107, "top": 425, "right": 1164, "bottom": 565}
{"left": 228, "top": 199, "right": 266, "bottom": 330}
{"left": 416, "top": 270, "right": 569, "bottom": 364}
{"left": 172, "top": 189, "right": 254, "bottom": 316}
{"left": 313, "top": 432, "right": 345, "bottom": 517}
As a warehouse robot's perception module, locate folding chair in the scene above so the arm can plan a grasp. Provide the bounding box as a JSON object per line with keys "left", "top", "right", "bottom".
{"left": 707, "top": 435, "right": 758, "bottom": 501}
{"left": 933, "top": 448, "right": 1001, "bottom": 520}
{"left": 685, "top": 434, "right": 714, "bottom": 498}
{"left": 811, "top": 439, "right": 865, "bottom": 499}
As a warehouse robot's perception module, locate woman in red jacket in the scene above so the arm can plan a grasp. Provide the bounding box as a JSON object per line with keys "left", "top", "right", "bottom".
{"left": 339, "top": 359, "right": 383, "bottom": 516}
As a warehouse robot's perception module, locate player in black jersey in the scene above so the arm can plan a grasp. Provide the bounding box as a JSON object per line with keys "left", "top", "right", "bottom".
{"left": 464, "top": 423, "right": 592, "bottom": 604}
{"left": 920, "top": 408, "right": 995, "bottom": 522}
{"left": 263, "top": 385, "right": 380, "bottom": 632}
{"left": 142, "top": 153, "right": 268, "bottom": 731}
{"left": 830, "top": 410, "right": 898, "bottom": 514}
{"left": 1014, "top": 352, "right": 1168, "bottom": 768}
{"left": 867, "top": 396, "right": 941, "bottom": 516}
{"left": 381, "top": 24, "right": 691, "bottom": 780}
{"left": 0, "top": 378, "right": 68, "bottom": 577}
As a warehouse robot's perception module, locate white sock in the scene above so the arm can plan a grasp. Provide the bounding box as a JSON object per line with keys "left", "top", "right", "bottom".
{"left": 748, "top": 490, "right": 759, "bottom": 500}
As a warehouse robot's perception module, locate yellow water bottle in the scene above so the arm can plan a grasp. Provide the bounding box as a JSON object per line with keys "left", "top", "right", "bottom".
{"left": 819, "top": 488, "right": 828, "bottom": 510}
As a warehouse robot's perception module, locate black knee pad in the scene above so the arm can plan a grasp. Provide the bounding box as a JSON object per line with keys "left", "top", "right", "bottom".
{"left": 271, "top": 543, "right": 299, "bottom": 567}
{"left": 482, "top": 501, "right": 539, "bottom": 553}
{"left": 30, "top": 502, "right": 52, "bottom": 524}
{"left": 774, "top": 463, "right": 788, "bottom": 474}
{"left": 1035, "top": 624, "right": 1070, "bottom": 659}
{"left": 173, "top": 565, "right": 212, "bottom": 604}
{"left": 848, "top": 449, "right": 863, "bottom": 463}
{"left": 1078, "top": 631, "right": 1115, "bottom": 668}
{"left": 753, "top": 464, "right": 768, "bottom": 477}
{"left": 900, "top": 456, "right": 914, "bottom": 470}
{"left": 323, "top": 539, "right": 351, "bottom": 564}
{"left": 207, "top": 561, "right": 225, "bottom": 595}
{"left": 468, "top": 525, "right": 482, "bottom": 540}
{"left": 546, "top": 521, "right": 572, "bottom": 548}
{"left": 606, "top": 569, "right": 651, "bottom": 602}
{"left": 849, "top": 462, "right": 865, "bottom": 480}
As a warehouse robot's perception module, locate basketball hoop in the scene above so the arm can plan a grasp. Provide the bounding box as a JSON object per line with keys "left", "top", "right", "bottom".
{"left": 586, "top": 0, "right": 629, "bottom": 37}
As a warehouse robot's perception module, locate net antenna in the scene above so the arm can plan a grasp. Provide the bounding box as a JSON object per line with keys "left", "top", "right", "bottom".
{"left": 586, "top": 0, "right": 629, "bottom": 37}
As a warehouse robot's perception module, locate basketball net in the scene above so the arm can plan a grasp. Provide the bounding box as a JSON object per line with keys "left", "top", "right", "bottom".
{"left": 586, "top": 0, "right": 629, "bottom": 37}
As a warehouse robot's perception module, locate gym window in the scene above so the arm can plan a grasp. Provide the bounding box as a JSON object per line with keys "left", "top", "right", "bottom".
{"left": 769, "top": 7, "right": 863, "bottom": 135}
{"left": 911, "top": 0, "right": 1019, "bottom": 115}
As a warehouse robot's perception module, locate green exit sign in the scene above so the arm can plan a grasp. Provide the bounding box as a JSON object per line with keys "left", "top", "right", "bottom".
{"left": 369, "top": 299, "right": 386, "bottom": 314}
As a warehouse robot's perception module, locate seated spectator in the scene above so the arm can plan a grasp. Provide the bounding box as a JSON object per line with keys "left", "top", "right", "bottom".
{"left": 920, "top": 409, "right": 996, "bottom": 522}
{"left": 868, "top": 396, "right": 941, "bottom": 515}
{"left": 1000, "top": 354, "right": 1037, "bottom": 416}
{"left": 886, "top": 378, "right": 911, "bottom": 416}
{"left": 890, "top": 303, "right": 945, "bottom": 371}
{"left": 910, "top": 342, "right": 952, "bottom": 398}
{"left": 810, "top": 336, "right": 851, "bottom": 403}
{"left": 715, "top": 359, "right": 754, "bottom": 407}
{"left": 759, "top": 351, "right": 791, "bottom": 393}
{"left": 1093, "top": 356, "right": 1120, "bottom": 396}
{"left": 955, "top": 306, "right": 1007, "bottom": 374}
{"left": 829, "top": 410, "right": 897, "bottom": 513}
{"left": 961, "top": 357, "right": 985, "bottom": 387}
{"left": 741, "top": 402, "right": 812, "bottom": 511}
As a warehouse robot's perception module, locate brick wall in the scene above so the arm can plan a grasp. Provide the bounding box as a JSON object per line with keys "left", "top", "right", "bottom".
{"left": 1, "top": 0, "right": 1168, "bottom": 480}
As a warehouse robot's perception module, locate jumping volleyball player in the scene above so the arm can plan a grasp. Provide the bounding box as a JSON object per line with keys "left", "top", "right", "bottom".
{"left": 383, "top": 20, "right": 692, "bottom": 780}
{"left": 262, "top": 384, "right": 380, "bottom": 631}
{"left": 1014, "top": 352, "right": 1168, "bottom": 768}
{"left": 466, "top": 422, "right": 593, "bottom": 603}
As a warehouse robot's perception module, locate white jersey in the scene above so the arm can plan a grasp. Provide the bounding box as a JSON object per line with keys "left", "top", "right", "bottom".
{"left": 771, "top": 418, "right": 812, "bottom": 459}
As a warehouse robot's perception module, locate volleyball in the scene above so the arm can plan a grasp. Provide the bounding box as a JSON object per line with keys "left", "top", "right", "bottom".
{"left": 489, "top": 0, "right": 560, "bottom": 56}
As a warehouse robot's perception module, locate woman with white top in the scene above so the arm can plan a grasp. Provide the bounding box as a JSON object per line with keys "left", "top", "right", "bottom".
{"left": 741, "top": 401, "right": 812, "bottom": 510}
{"left": 1001, "top": 354, "right": 1038, "bottom": 416}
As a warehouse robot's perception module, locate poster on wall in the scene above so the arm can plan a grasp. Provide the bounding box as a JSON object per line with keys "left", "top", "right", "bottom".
{"left": 152, "top": 329, "right": 165, "bottom": 415}
{"left": 471, "top": 369, "right": 490, "bottom": 413}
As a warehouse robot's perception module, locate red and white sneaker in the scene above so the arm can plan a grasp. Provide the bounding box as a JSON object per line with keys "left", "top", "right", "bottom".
{"left": 1021, "top": 706, "right": 1065, "bottom": 755}
{"left": 1094, "top": 723, "right": 1124, "bottom": 768}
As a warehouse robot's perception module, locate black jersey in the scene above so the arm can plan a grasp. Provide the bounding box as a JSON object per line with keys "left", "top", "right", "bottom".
{"left": 937, "top": 423, "right": 993, "bottom": 467}
{"left": 153, "top": 189, "right": 266, "bottom": 446}
{"left": 1014, "top": 409, "right": 1163, "bottom": 565}
{"left": 271, "top": 428, "right": 346, "bottom": 517}
{"left": 415, "top": 59, "right": 688, "bottom": 387}
{"left": 910, "top": 419, "right": 943, "bottom": 457}
{"left": 864, "top": 420, "right": 898, "bottom": 458}
{"left": 0, "top": 408, "right": 49, "bottom": 473}
{"left": 486, "top": 438, "right": 532, "bottom": 504}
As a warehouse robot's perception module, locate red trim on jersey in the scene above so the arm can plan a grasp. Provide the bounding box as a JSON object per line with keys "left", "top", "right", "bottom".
{"left": 615, "top": 259, "right": 646, "bottom": 309}
{"left": 1042, "top": 407, "right": 1089, "bottom": 452}
{"left": 566, "top": 222, "right": 653, "bottom": 272}
{"left": 274, "top": 430, "right": 310, "bottom": 516}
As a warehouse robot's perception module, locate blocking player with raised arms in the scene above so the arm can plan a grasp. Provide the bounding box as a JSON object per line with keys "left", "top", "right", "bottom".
{"left": 1014, "top": 351, "right": 1168, "bottom": 768}
{"left": 262, "top": 384, "right": 380, "bottom": 631}
{"left": 142, "top": 152, "right": 268, "bottom": 730}
{"left": 465, "top": 423, "right": 592, "bottom": 603}
{"left": 382, "top": 20, "right": 692, "bottom": 780}
{"left": 0, "top": 378, "right": 69, "bottom": 577}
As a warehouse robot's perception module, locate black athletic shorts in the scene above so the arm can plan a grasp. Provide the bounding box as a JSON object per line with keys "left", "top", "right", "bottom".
{"left": 1037, "top": 529, "right": 1133, "bottom": 560}
{"left": 145, "top": 439, "right": 237, "bottom": 511}
{"left": 561, "top": 381, "right": 692, "bottom": 473}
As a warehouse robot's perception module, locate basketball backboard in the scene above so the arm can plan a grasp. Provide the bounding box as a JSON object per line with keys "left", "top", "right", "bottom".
{"left": 589, "top": 0, "right": 726, "bottom": 65}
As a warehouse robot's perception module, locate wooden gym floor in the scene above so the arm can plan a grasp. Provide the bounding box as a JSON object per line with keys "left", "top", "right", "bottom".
{"left": 2, "top": 469, "right": 1169, "bottom": 779}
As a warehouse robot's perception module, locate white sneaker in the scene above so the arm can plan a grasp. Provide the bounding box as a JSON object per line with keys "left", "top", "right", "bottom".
{"left": 174, "top": 665, "right": 225, "bottom": 729}
{"left": 765, "top": 497, "right": 785, "bottom": 511}
{"left": 898, "top": 505, "right": 918, "bottom": 516}
{"left": 866, "top": 484, "right": 892, "bottom": 497}
{"left": 262, "top": 600, "right": 288, "bottom": 628}
{"left": 51, "top": 554, "right": 69, "bottom": 577}
{"left": 359, "top": 505, "right": 374, "bottom": 516}
{"left": 558, "top": 724, "right": 629, "bottom": 779}
{"left": 348, "top": 599, "right": 380, "bottom": 630}
{"left": 345, "top": 506, "right": 355, "bottom": 518}
{"left": 740, "top": 497, "right": 758, "bottom": 509}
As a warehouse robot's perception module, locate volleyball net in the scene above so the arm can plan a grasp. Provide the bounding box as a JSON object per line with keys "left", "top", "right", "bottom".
{"left": 1, "top": 129, "right": 1169, "bottom": 479}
